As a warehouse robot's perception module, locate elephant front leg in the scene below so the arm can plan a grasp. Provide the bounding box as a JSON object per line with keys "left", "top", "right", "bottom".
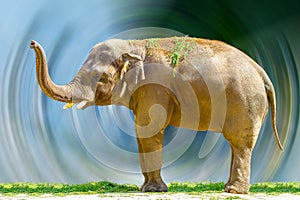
{"left": 131, "top": 86, "right": 175, "bottom": 192}
{"left": 134, "top": 104, "right": 171, "bottom": 192}
{"left": 137, "top": 133, "right": 167, "bottom": 192}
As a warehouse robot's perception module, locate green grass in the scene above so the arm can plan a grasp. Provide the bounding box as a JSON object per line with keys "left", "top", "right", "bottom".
{"left": 145, "top": 38, "right": 160, "bottom": 56}
{"left": 251, "top": 182, "right": 300, "bottom": 194}
{"left": 0, "top": 181, "right": 299, "bottom": 196}
{"left": 170, "top": 36, "right": 196, "bottom": 67}
{"left": 169, "top": 182, "right": 300, "bottom": 195}
{"left": 0, "top": 181, "right": 138, "bottom": 196}
{"left": 168, "top": 182, "right": 224, "bottom": 193}
{"left": 146, "top": 38, "right": 160, "bottom": 49}
{"left": 144, "top": 37, "right": 196, "bottom": 67}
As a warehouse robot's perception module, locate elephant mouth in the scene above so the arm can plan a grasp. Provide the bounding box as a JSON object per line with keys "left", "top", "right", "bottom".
{"left": 63, "top": 100, "right": 91, "bottom": 110}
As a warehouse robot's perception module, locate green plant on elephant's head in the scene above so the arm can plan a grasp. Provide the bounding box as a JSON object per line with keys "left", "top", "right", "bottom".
{"left": 171, "top": 52, "right": 180, "bottom": 67}
{"left": 170, "top": 37, "right": 196, "bottom": 67}
{"left": 146, "top": 38, "right": 160, "bottom": 56}
{"left": 146, "top": 38, "right": 159, "bottom": 49}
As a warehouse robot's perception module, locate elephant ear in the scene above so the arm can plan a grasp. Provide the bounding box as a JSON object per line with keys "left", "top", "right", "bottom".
{"left": 120, "top": 53, "right": 145, "bottom": 83}
{"left": 113, "top": 52, "right": 146, "bottom": 104}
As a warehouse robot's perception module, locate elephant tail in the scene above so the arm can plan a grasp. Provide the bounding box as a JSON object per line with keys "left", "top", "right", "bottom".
{"left": 265, "top": 77, "right": 284, "bottom": 151}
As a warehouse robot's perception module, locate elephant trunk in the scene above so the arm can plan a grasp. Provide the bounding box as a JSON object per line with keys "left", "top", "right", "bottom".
{"left": 30, "top": 40, "right": 73, "bottom": 103}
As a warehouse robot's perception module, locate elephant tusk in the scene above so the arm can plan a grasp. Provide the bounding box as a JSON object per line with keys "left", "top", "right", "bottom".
{"left": 120, "top": 81, "right": 127, "bottom": 98}
{"left": 76, "top": 100, "right": 89, "bottom": 109}
{"left": 63, "top": 102, "right": 74, "bottom": 109}
{"left": 120, "top": 61, "right": 129, "bottom": 80}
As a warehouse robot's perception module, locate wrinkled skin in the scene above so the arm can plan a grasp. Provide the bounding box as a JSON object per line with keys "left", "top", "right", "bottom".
{"left": 30, "top": 37, "right": 283, "bottom": 194}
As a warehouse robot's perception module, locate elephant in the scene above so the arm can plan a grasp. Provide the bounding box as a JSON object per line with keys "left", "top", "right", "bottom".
{"left": 30, "top": 36, "right": 283, "bottom": 194}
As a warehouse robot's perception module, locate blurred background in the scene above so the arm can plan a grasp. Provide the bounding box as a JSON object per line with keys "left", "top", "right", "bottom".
{"left": 0, "top": 0, "right": 299, "bottom": 185}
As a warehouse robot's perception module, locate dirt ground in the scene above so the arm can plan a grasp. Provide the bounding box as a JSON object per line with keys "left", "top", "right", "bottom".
{"left": 1, "top": 193, "right": 300, "bottom": 200}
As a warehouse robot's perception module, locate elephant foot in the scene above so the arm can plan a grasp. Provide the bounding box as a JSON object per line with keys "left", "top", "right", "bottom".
{"left": 224, "top": 181, "right": 250, "bottom": 194}
{"left": 141, "top": 179, "right": 168, "bottom": 192}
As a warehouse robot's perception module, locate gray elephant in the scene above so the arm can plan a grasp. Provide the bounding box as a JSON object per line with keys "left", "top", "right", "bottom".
{"left": 30, "top": 36, "right": 283, "bottom": 194}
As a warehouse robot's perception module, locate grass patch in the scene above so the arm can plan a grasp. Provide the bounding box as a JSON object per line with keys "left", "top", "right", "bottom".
{"left": 168, "top": 182, "right": 224, "bottom": 193}
{"left": 146, "top": 38, "right": 160, "bottom": 49}
{"left": 145, "top": 38, "right": 160, "bottom": 56}
{"left": 250, "top": 182, "right": 300, "bottom": 194}
{"left": 0, "top": 181, "right": 139, "bottom": 196}
{"left": 0, "top": 181, "right": 299, "bottom": 196}
{"left": 170, "top": 36, "right": 196, "bottom": 67}
{"left": 145, "top": 37, "right": 196, "bottom": 68}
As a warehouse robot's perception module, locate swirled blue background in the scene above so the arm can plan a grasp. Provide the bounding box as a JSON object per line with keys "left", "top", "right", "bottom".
{"left": 0, "top": 0, "right": 299, "bottom": 185}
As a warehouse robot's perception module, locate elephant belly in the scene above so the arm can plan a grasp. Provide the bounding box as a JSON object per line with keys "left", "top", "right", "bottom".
{"left": 169, "top": 78, "right": 227, "bottom": 132}
{"left": 169, "top": 101, "right": 224, "bottom": 132}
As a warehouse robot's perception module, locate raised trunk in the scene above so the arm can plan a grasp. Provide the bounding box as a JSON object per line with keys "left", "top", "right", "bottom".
{"left": 30, "top": 40, "right": 72, "bottom": 103}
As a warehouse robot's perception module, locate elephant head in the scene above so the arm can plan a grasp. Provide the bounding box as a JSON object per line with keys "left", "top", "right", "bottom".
{"left": 30, "top": 39, "right": 147, "bottom": 109}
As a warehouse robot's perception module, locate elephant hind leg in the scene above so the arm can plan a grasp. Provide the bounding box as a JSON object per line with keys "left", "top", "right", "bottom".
{"left": 223, "top": 129, "right": 259, "bottom": 194}
{"left": 225, "top": 148, "right": 234, "bottom": 191}
{"left": 225, "top": 145, "right": 253, "bottom": 194}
